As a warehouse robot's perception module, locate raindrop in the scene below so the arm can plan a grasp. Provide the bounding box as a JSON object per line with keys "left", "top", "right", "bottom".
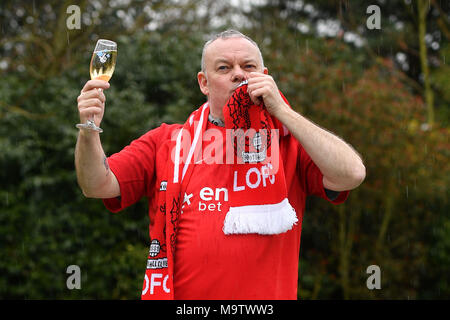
{"left": 431, "top": 42, "right": 439, "bottom": 50}
{"left": 16, "top": 7, "right": 25, "bottom": 17}
{"left": 9, "top": 19, "right": 19, "bottom": 29}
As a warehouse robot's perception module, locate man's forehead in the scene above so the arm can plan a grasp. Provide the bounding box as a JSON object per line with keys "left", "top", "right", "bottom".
{"left": 205, "top": 37, "right": 261, "bottom": 62}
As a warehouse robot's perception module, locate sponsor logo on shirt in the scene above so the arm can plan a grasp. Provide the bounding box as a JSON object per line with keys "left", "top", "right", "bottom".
{"left": 180, "top": 187, "right": 229, "bottom": 213}
{"left": 180, "top": 164, "right": 277, "bottom": 214}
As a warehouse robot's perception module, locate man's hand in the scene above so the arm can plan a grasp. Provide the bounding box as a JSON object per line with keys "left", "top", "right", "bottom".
{"left": 77, "top": 80, "right": 110, "bottom": 133}
{"left": 247, "top": 72, "right": 289, "bottom": 118}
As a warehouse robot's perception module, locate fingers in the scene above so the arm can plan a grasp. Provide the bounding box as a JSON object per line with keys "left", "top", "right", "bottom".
{"left": 247, "top": 73, "right": 280, "bottom": 107}
{"left": 247, "top": 76, "right": 271, "bottom": 105}
{"left": 248, "top": 72, "right": 267, "bottom": 78}
{"left": 77, "top": 80, "right": 108, "bottom": 125}
{"left": 78, "top": 97, "right": 104, "bottom": 120}
{"left": 78, "top": 98, "right": 104, "bottom": 109}
{"left": 248, "top": 91, "right": 263, "bottom": 106}
{"left": 81, "top": 79, "right": 110, "bottom": 93}
{"left": 77, "top": 87, "right": 106, "bottom": 114}
{"left": 77, "top": 88, "right": 106, "bottom": 104}
{"left": 79, "top": 106, "right": 104, "bottom": 119}
{"left": 247, "top": 73, "right": 273, "bottom": 91}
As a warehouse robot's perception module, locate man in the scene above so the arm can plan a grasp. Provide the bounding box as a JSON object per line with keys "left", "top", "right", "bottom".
{"left": 75, "top": 30, "right": 365, "bottom": 299}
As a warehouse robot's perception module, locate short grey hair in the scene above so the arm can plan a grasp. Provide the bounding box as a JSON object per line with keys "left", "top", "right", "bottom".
{"left": 200, "top": 29, "right": 265, "bottom": 72}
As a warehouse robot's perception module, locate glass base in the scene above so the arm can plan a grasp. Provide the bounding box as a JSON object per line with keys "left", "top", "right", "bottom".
{"left": 76, "top": 119, "right": 103, "bottom": 133}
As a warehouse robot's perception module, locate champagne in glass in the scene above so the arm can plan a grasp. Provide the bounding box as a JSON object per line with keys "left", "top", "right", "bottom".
{"left": 76, "top": 39, "right": 117, "bottom": 133}
{"left": 90, "top": 48, "right": 117, "bottom": 82}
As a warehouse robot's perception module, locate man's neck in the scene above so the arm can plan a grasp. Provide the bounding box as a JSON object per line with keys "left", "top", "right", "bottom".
{"left": 208, "top": 107, "right": 223, "bottom": 119}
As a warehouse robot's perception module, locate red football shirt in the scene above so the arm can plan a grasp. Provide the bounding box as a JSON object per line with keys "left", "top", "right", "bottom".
{"left": 103, "top": 121, "right": 349, "bottom": 299}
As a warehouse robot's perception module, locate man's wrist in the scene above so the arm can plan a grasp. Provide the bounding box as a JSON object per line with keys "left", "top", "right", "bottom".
{"left": 77, "top": 127, "right": 101, "bottom": 140}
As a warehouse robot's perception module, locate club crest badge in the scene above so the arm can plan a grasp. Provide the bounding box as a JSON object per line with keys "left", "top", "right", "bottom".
{"left": 159, "top": 181, "right": 167, "bottom": 191}
{"left": 241, "top": 131, "right": 266, "bottom": 163}
{"left": 149, "top": 239, "right": 161, "bottom": 257}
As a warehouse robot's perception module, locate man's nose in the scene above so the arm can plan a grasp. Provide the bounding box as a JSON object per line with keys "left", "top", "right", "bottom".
{"left": 231, "top": 66, "right": 246, "bottom": 82}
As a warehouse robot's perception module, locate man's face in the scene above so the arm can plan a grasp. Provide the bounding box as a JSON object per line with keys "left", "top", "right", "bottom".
{"left": 197, "top": 37, "right": 267, "bottom": 119}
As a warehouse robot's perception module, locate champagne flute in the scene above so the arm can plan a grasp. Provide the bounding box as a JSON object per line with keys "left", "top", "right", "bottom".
{"left": 76, "top": 39, "right": 117, "bottom": 133}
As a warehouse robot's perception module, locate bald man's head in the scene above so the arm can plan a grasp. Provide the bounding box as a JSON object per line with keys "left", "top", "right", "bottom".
{"left": 200, "top": 30, "right": 264, "bottom": 73}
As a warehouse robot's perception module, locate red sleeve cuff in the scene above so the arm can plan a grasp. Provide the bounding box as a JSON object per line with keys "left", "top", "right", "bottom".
{"left": 103, "top": 196, "right": 123, "bottom": 213}
{"left": 101, "top": 160, "right": 136, "bottom": 213}
{"left": 319, "top": 171, "right": 350, "bottom": 204}
{"left": 328, "top": 189, "right": 350, "bottom": 204}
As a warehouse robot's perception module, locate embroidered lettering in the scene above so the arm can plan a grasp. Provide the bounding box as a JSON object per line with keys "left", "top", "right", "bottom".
{"left": 147, "top": 258, "right": 168, "bottom": 269}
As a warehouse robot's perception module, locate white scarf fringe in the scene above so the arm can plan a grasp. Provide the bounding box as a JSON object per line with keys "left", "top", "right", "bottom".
{"left": 223, "top": 198, "right": 298, "bottom": 235}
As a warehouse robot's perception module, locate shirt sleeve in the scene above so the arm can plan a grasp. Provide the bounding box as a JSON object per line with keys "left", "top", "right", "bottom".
{"left": 102, "top": 126, "right": 166, "bottom": 212}
{"left": 297, "top": 142, "right": 349, "bottom": 205}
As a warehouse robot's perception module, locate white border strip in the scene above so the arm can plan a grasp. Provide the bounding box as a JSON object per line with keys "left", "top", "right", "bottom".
{"left": 181, "top": 103, "right": 208, "bottom": 181}
{"left": 173, "top": 128, "right": 184, "bottom": 183}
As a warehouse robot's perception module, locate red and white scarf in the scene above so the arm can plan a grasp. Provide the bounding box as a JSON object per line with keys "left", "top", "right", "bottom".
{"left": 141, "top": 81, "right": 297, "bottom": 299}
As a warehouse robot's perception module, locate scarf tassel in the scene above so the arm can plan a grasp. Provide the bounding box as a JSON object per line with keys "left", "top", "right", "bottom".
{"left": 222, "top": 198, "right": 298, "bottom": 235}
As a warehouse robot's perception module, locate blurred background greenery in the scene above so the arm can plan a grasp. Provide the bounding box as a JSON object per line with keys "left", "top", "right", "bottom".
{"left": 0, "top": 0, "right": 448, "bottom": 299}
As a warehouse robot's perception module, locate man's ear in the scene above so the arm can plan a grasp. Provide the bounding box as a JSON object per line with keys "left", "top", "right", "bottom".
{"left": 197, "top": 71, "right": 209, "bottom": 96}
{"left": 263, "top": 67, "right": 269, "bottom": 75}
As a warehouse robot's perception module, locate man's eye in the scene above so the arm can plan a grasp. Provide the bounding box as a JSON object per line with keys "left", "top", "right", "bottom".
{"left": 218, "top": 65, "right": 228, "bottom": 70}
{"left": 245, "top": 65, "right": 256, "bottom": 69}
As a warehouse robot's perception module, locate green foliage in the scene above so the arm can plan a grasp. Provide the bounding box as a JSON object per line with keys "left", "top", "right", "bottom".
{"left": 0, "top": 12, "right": 207, "bottom": 298}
